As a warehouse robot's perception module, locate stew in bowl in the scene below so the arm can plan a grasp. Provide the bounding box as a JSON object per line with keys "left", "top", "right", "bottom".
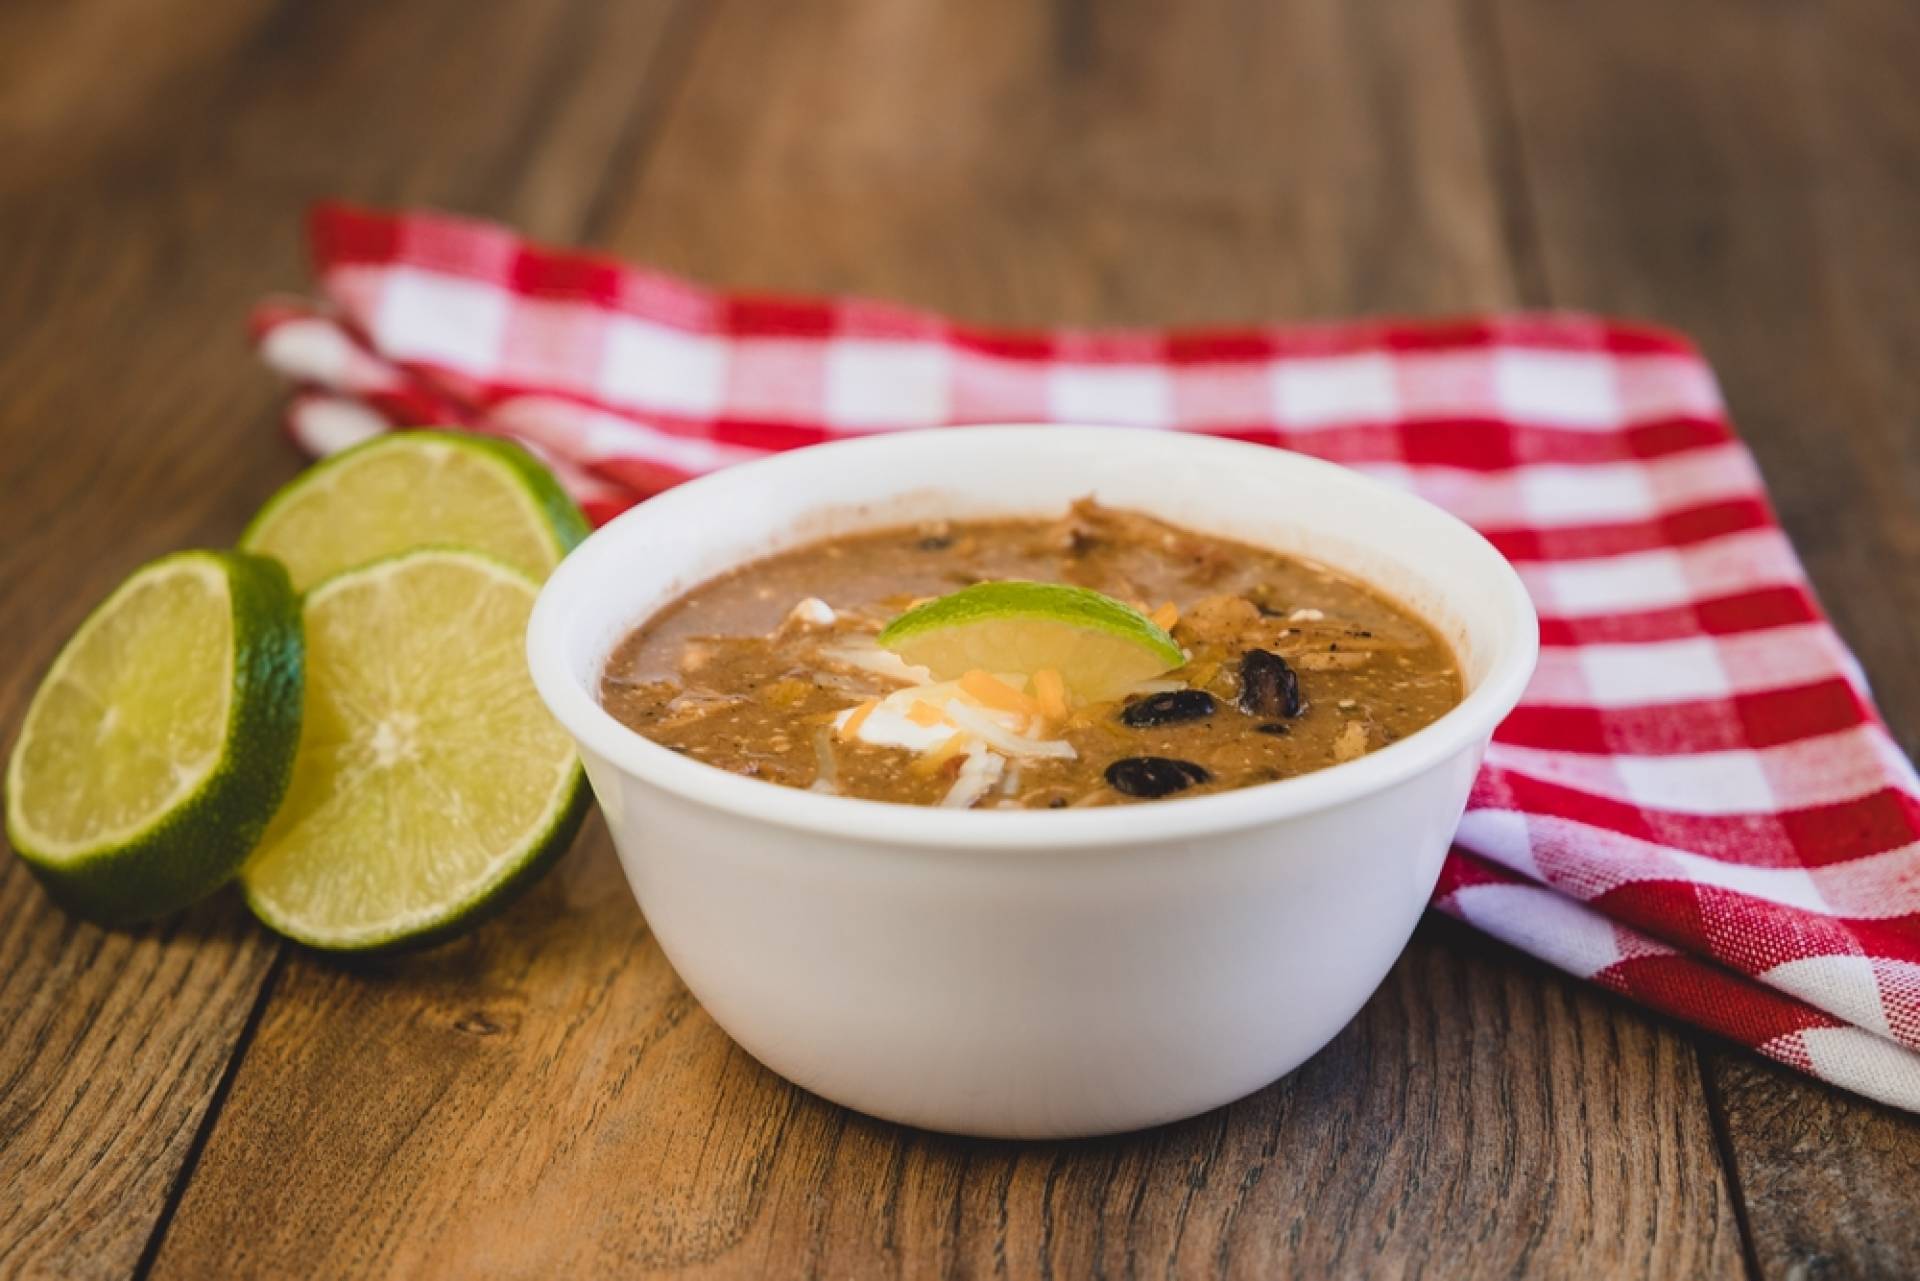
{"left": 526, "top": 425, "right": 1537, "bottom": 1138}
{"left": 601, "top": 501, "right": 1463, "bottom": 809}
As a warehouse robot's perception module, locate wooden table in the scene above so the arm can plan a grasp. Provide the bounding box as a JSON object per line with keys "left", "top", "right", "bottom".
{"left": 5, "top": 2, "right": 1918, "bottom": 1276}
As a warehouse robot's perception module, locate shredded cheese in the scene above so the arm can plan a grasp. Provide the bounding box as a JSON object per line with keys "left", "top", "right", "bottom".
{"left": 832, "top": 696, "right": 952, "bottom": 752}
{"left": 1031, "top": 668, "right": 1069, "bottom": 721}
{"left": 1149, "top": 601, "right": 1179, "bottom": 630}
{"left": 959, "top": 670, "right": 1040, "bottom": 717}
{"left": 831, "top": 664, "right": 1078, "bottom": 796}
{"left": 911, "top": 731, "right": 972, "bottom": 776}
{"left": 943, "top": 701, "right": 1076, "bottom": 759}
{"left": 940, "top": 747, "right": 1006, "bottom": 808}
{"left": 817, "top": 641, "right": 933, "bottom": 685}
{"left": 839, "top": 699, "right": 879, "bottom": 739}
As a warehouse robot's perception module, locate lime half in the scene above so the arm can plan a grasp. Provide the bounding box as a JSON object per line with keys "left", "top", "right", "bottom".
{"left": 240, "top": 430, "right": 589, "bottom": 591}
{"left": 241, "top": 548, "right": 586, "bottom": 951}
{"left": 5, "top": 551, "right": 303, "bottom": 924}
{"left": 878, "top": 581, "right": 1184, "bottom": 703}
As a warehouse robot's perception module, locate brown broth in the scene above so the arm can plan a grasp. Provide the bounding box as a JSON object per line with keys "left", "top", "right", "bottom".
{"left": 600, "top": 501, "right": 1463, "bottom": 808}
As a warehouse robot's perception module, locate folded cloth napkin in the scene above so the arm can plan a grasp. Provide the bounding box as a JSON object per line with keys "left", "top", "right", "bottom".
{"left": 254, "top": 202, "right": 1920, "bottom": 1111}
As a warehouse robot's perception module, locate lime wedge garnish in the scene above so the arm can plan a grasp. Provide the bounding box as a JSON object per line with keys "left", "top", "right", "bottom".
{"left": 877, "top": 581, "right": 1184, "bottom": 703}
{"left": 240, "top": 548, "right": 586, "bottom": 952}
{"left": 5, "top": 551, "right": 303, "bottom": 924}
{"left": 240, "top": 430, "right": 588, "bottom": 591}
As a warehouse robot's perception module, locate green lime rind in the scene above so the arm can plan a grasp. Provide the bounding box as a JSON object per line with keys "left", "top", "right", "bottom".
{"left": 239, "top": 548, "right": 588, "bottom": 954}
{"left": 244, "top": 766, "right": 589, "bottom": 957}
{"left": 4, "top": 551, "right": 304, "bottom": 926}
{"left": 452, "top": 430, "right": 592, "bottom": 558}
{"left": 239, "top": 429, "right": 590, "bottom": 590}
{"left": 878, "top": 580, "right": 1184, "bottom": 668}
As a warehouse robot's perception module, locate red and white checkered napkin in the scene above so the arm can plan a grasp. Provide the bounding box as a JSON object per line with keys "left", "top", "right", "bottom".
{"left": 255, "top": 203, "right": 1920, "bottom": 1111}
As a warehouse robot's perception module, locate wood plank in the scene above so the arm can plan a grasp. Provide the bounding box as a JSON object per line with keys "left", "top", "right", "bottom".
{"left": 603, "top": 0, "right": 1519, "bottom": 322}
{"left": 0, "top": 885, "right": 276, "bottom": 1280}
{"left": 1488, "top": 0, "right": 1920, "bottom": 747}
{"left": 1489, "top": 1, "right": 1920, "bottom": 1275}
{"left": 0, "top": 2, "right": 692, "bottom": 1275}
{"left": 159, "top": 847, "right": 1744, "bottom": 1277}
{"left": 1709, "top": 1056, "right": 1920, "bottom": 1281}
{"left": 154, "top": 2, "right": 1742, "bottom": 1276}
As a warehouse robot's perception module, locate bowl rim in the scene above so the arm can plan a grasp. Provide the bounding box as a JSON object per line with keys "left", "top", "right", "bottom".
{"left": 527, "top": 425, "right": 1538, "bottom": 851}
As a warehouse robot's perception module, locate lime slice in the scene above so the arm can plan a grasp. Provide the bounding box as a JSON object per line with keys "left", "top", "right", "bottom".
{"left": 877, "top": 581, "right": 1184, "bottom": 703}
{"left": 5, "top": 551, "right": 303, "bottom": 924}
{"left": 240, "top": 430, "right": 589, "bottom": 591}
{"left": 241, "top": 548, "right": 587, "bottom": 951}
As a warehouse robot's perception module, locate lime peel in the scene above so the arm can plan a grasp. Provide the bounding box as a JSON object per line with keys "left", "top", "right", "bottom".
{"left": 240, "top": 429, "right": 589, "bottom": 592}
{"left": 240, "top": 547, "right": 587, "bottom": 953}
{"left": 5, "top": 550, "right": 303, "bottom": 925}
{"left": 877, "top": 581, "right": 1184, "bottom": 704}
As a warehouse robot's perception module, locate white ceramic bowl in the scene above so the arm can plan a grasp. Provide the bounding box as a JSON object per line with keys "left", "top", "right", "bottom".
{"left": 528, "top": 426, "right": 1537, "bottom": 1138}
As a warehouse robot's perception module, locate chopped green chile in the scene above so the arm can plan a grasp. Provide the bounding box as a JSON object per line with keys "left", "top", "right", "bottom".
{"left": 599, "top": 500, "right": 1464, "bottom": 808}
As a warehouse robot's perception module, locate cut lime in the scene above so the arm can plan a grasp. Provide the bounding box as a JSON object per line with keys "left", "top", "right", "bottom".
{"left": 241, "top": 548, "right": 586, "bottom": 951}
{"left": 5, "top": 551, "right": 303, "bottom": 924}
{"left": 240, "top": 430, "right": 589, "bottom": 591}
{"left": 877, "top": 581, "right": 1184, "bottom": 703}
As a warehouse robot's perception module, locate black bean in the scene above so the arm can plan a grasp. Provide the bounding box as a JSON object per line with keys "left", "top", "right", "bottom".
{"left": 917, "top": 535, "right": 954, "bottom": 551}
{"left": 1119, "top": 689, "right": 1217, "bottom": 728}
{"left": 1254, "top": 722, "right": 1290, "bottom": 735}
{"left": 1048, "top": 796, "right": 1068, "bottom": 809}
{"left": 1105, "top": 756, "right": 1212, "bottom": 798}
{"left": 1238, "top": 648, "right": 1304, "bottom": 718}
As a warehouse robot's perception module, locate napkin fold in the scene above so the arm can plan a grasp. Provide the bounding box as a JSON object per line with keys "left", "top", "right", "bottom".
{"left": 254, "top": 202, "right": 1920, "bottom": 1111}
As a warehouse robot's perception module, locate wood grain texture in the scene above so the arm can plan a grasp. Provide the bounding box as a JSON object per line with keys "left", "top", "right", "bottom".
{"left": 151, "top": 2, "right": 1742, "bottom": 1277}
{"left": 0, "top": 893, "right": 274, "bottom": 1279}
{"left": 1489, "top": 1, "right": 1920, "bottom": 1276}
{"left": 1709, "top": 1056, "right": 1920, "bottom": 1281}
{"left": 0, "top": 1, "right": 690, "bottom": 1275}
{"left": 5, "top": 0, "right": 1917, "bottom": 1276}
{"left": 156, "top": 841, "right": 1742, "bottom": 1278}
{"left": 1, "top": 4, "right": 298, "bottom": 1273}
{"left": 606, "top": 0, "right": 1519, "bottom": 323}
